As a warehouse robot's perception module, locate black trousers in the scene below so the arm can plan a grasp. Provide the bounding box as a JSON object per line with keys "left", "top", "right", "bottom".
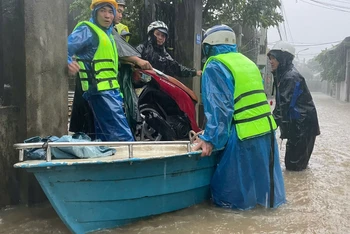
{"left": 69, "top": 75, "right": 95, "bottom": 139}
{"left": 285, "top": 135, "right": 316, "bottom": 171}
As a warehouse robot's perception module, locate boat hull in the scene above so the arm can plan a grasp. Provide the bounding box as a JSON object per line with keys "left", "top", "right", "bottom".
{"left": 22, "top": 152, "right": 219, "bottom": 233}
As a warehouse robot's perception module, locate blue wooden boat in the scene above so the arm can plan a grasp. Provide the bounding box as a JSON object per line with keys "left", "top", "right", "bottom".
{"left": 14, "top": 141, "right": 221, "bottom": 234}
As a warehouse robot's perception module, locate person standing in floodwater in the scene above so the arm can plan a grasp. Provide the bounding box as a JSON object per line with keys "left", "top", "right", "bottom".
{"left": 193, "top": 25, "right": 286, "bottom": 210}
{"left": 67, "top": 0, "right": 134, "bottom": 141}
{"left": 268, "top": 41, "right": 320, "bottom": 171}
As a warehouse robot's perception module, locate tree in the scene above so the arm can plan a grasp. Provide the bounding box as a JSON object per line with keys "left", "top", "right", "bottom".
{"left": 315, "top": 38, "right": 350, "bottom": 83}
{"left": 202, "top": 0, "right": 283, "bottom": 61}
{"left": 69, "top": 0, "right": 144, "bottom": 45}
{"left": 69, "top": 0, "right": 91, "bottom": 22}
{"left": 202, "top": 0, "right": 283, "bottom": 29}
{"left": 70, "top": 0, "right": 283, "bottom": 48}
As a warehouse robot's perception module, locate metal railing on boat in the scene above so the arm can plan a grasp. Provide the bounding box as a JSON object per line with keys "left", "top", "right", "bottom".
{"left": 14, "top": 141, "right": 192, "bottom": 162}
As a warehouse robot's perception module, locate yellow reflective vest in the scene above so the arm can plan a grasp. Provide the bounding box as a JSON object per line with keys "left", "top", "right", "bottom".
{"left": 115, "top": 23, "right": 130, "bottom": 42}
{"left": 203, "top": 52, "right": 277, "bottom": 140}
{"left": 74, "top": 21, "right": 119, "bottom": 92}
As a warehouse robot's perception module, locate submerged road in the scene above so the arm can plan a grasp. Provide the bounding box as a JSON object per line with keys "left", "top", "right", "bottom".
{"left": 1, "top": 93, "right": 349, "bottom": 234}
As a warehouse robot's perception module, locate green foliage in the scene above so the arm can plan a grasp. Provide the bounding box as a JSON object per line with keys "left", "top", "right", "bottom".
{"left": 69, "top": 0, "right": 91, "bottom": 21}
{"left": 69, "top": 0, "right": 144, "bottom": 45}
{"left": 202, "top": 0, "right": 283, "bottom": 60}
{"left": 202, "top": 0, "right": 283, "bottom": 29}
{"left": 315, "top": 41, "right": 350, "bottom": 83}
{"left": 120, "top": 0, "right": 144, "bottom": 45}
{"left": 69, "top": 0, "right": 283, "bottom": 48}
{"left": 307, "top": 58, "right": 322, "bottom": 73}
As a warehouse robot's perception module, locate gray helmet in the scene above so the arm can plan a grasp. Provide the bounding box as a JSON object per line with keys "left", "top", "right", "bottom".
{"left": 147, "top": 21, "right": 168, "bottom": 35}
{"left": 116, "top": 0, "right": 126, "bottom": 6}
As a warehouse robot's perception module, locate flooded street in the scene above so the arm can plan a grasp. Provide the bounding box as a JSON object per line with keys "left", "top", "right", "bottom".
{"left": 1, "top": 93, "right": 350, "bottom": 234}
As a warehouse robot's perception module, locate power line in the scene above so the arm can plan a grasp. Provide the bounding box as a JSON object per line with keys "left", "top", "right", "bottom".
{"left": 290, "top": 40, "right": 342, "bottom": 45}
{"left": 277, "top": 26, "right": 283, "bottom": 41}
{"left": 292, "top": 41, "right": 342, "bottom": 47}
{"left": 283, "top": 4, "right": 294, "bottom": 42}
{"left": 329, "top": 0, "right": 350, "bottom": 5}
{"left": 300, "top": 0, "right": 350, "bottom": 13}
{"left": 310, "top": 0, "right": 350, "bottom": 9}
{"left": 281, "top": 0, "right": 294, "bottom": 42}
{"left": 268, "top": 40, "right": 342, "bottom": 46}
{"left": 298, "top": 53, "right": 322, "bottom": 56}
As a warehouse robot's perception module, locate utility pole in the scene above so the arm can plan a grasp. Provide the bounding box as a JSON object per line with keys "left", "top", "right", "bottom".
{"left": 173, "top": 0, "right": 203, "bottom": 125}
{"left": 0, "top": 0, "right": 3, "bottom": 103}
{"left": 236, "top": 24, "right": 243, "bottom": 49}
{"left": 277, "top": 26, "right": 283, "bottom": 41}
{"left": 346, "top": 48, "right": 350, "bottom": 102}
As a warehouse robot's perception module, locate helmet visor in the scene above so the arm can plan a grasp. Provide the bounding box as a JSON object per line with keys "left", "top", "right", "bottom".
{"left": 157, "top": 28, "right": 168, "bottom": 35}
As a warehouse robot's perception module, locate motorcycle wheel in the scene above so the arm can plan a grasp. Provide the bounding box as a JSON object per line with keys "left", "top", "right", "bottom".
{"left": 139, "top": 104, "right": 176, "bottom": 141}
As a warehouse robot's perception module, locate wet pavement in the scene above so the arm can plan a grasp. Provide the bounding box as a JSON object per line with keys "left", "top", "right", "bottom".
{"left": 1, "top": 93, "right": 350, "bottom": 234}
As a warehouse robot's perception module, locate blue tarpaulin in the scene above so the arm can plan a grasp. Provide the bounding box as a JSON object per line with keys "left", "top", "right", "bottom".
{"left": 24, "top": 133, "right": 116, "bottom": 160}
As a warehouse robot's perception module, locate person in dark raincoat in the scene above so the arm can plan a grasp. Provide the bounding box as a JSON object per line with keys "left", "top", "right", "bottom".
{"left": 68, "top": 0, "right": 136, "bottom": 141}
{"left": 192, "top": 25, "right": 286, "bottom": 210}
{"left": 268, "top": 41, "right": 320, "bottom": 171}
{"left": 136, "top": 21, "right": 202, "bottom": 78}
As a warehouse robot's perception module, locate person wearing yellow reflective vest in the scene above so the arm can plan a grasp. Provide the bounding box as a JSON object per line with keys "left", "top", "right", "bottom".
{"left": 113, "top": 0, "right": 131, "bottom": 42}
{"left": 67, "top": 0, "right": 134, "bottom": 141}
{"left": 192, "top": 25, "right": 286, "bottom": 210}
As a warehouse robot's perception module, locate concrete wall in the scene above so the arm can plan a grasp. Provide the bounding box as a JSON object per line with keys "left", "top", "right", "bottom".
{"left": 321, "top": 81, "right": 333, "bottom": 97}
{"left": 0, "top": 0, "right": 68, "bottom": 207}
{"left": 321, "top": 48, "right": 350, "bottom": 102}
{"left": 335, "top": 81, "right": 347, "bottom": 101}
{"left": 0, "top": 107, "right": 20, "bottom": 207}
{"left": 23, "top": 0, "right": 68, "bottom": 136}
{"left": 321, "top": 80, "right": 350, "bottom": 102}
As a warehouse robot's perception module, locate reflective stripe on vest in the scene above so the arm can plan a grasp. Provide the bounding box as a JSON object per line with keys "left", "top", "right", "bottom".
{"left": 203, "top": 52, "right": 277, "bottom": 140}
{"left": 74, "top": 21, "right": 119, "bottom": 92}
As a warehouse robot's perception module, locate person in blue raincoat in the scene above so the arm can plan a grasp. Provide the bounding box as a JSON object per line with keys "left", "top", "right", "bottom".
{"left": 193, "top": 25, "right": 286, "bottom": 210}
{"left": 67, "top": 0, "right": 134, "bottom": 141}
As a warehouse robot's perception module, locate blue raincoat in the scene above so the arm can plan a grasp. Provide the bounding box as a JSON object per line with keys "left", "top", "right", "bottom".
{"left": 68, "top": 3, "right": 134, "bottom": 141}
{"left": 200, "top": 45, "right": 286, "bottom": 210}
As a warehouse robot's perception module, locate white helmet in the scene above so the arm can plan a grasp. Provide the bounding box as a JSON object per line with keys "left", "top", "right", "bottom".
{"left": 202, "top": 25, "right": 236, "bottom": 45}
{"left": 147, "top": 21, "right": 168, "bottom": 35}
{"left": 270, "top": 41, "right": 295, "bottom": 57}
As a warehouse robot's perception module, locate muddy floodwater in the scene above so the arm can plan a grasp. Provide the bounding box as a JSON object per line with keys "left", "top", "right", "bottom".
{"left": 1, "top": 93, "right": 350, "bottom": 234}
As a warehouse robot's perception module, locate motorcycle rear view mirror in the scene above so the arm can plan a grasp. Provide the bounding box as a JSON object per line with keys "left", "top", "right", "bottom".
{"left": 153, "top": 68, "right": 169, "bottom": 80}
{"left": 140, "top": 73, "right": 152, "bottom": 83}
{"left": 132, "top": 70, "right": 152, "bottom": 87}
